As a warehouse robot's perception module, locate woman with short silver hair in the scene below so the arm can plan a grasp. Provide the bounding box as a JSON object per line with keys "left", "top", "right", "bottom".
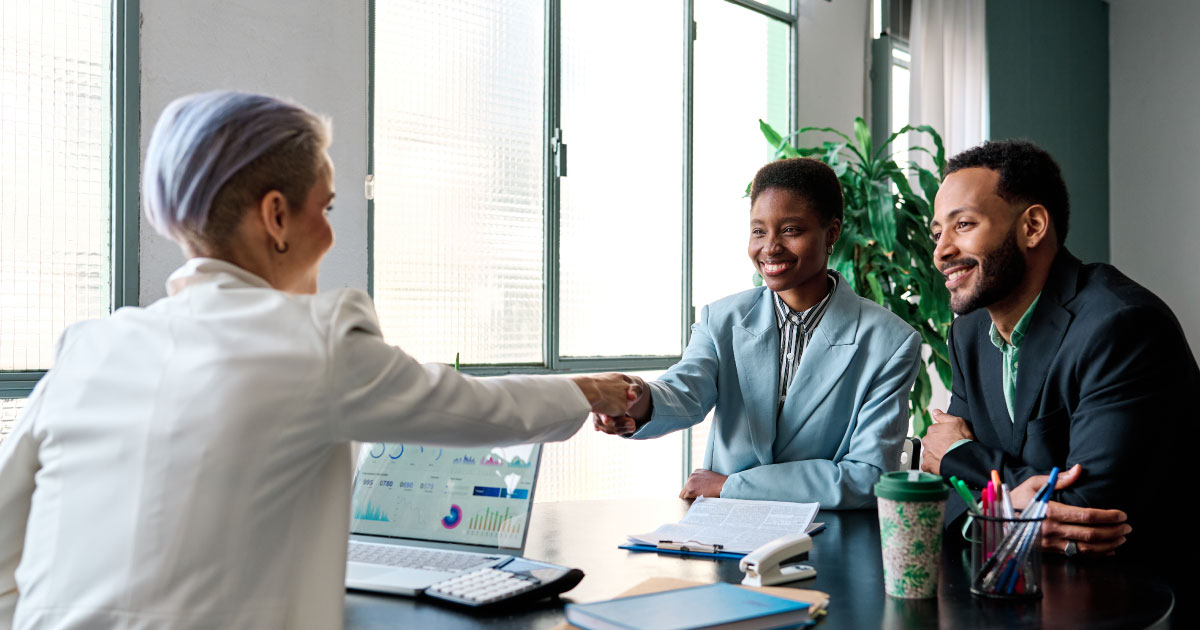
{"left": 0, "top": 91, "right": 634, "bottom": 630}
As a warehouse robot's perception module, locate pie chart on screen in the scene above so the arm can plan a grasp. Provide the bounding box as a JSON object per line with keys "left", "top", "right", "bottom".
{"left": 441, "top": 504, "right": 462, "bottom": 529}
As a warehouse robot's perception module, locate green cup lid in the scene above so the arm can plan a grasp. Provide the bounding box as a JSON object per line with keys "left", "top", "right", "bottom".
{"left": 873, "top": 471, "right": 949, "bottom": 502}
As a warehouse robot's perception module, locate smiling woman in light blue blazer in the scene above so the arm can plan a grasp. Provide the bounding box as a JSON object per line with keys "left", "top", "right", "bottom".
{"left": 596, "top": 158, "right": 921, "bottom": 509}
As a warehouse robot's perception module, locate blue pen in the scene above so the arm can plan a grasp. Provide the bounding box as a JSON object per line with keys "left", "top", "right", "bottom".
{"left": 1039, "top": 467, "right": 1060, "bottom": 503}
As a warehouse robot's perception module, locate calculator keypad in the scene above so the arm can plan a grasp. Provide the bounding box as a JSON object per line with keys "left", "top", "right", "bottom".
{"left": 427, "top": 567, "right": 540, "bottom": 605}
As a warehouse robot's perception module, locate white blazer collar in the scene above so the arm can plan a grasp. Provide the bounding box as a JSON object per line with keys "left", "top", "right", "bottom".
{"left": 166, "top": 257, "right": 274, "bottom": 296}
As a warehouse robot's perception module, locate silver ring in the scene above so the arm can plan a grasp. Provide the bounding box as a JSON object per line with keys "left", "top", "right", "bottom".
{"left": 1064, "top": 540, "right": 1078, "bottom": 557}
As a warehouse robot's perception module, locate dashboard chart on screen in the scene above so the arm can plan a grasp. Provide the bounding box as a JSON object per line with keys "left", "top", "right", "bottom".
{"left": 350, "top": 442, "right": 542, "bottom": 549}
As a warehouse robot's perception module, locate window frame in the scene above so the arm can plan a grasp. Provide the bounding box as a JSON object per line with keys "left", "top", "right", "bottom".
{"left": 870, "top": 0, "right": 911, "bottom": 144}
{"left": 367, "top": 0, "right": 799, "bottom": 481}
{"left": 0, "top": 0, "right": 141, "bottom": 399}
{"left": 366, "top": 0, "right": 798, "bottom": 376}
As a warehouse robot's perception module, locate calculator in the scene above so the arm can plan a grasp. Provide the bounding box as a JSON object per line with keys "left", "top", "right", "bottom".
{"left": 424, "top": 557, "right": 584, "bottom": 608}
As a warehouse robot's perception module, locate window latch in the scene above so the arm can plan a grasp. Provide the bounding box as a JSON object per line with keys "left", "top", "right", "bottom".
{"left": 552, "top": 128, "right": 567, "bottom": 178}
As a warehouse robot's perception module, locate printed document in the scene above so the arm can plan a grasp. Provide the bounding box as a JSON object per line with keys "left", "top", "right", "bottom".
{"left": 626, "top": 497, "right": 820, "bottom": 554}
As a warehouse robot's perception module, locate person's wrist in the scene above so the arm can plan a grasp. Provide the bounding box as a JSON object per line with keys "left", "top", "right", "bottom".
{"left": 569, "top": 375, "right": 599, "bottom": 408}
{"left": 627, "top": 376, "right": 652, "bottom": 421}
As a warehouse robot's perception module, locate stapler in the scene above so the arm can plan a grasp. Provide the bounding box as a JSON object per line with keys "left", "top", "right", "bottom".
{"left": 740, "top": 532, "right": 817, "bottom": 587}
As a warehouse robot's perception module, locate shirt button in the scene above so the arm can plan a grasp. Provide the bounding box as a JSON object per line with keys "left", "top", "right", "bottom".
{"left": 786, "top": 353, "right": 794, "bottom": 360}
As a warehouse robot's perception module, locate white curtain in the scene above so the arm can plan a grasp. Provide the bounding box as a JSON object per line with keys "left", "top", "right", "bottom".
{"left": 909, "top": 0, "right": 987, "bottom": 415}
{"left": 910, "top": 0, "right": 988, "bottom": 162}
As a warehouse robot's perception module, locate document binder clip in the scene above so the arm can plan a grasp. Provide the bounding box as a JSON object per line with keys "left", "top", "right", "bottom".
{"left": 656, "top": 540, "right": 724, "bottom": 554}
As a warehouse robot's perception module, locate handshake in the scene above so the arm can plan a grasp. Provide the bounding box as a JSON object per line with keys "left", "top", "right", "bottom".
{"left": 569, "top": 373, "right": 652, "bottom": 436}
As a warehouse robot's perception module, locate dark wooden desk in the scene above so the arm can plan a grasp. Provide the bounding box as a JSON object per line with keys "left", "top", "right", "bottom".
{"left": 345, "top": 499, "right": 1174, "bottom": 629}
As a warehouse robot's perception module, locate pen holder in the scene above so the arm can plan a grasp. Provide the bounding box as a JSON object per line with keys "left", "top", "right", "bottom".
{"left": 968, "top": 513, "right": 1045, "bottom": 599}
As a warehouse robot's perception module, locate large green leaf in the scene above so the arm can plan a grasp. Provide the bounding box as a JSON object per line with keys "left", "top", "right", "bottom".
{"left": 866, "top": 184, "right": 897, "bottom": 252}
{"left": 760, "top": 119, "right": 784, "bottom": 148}
{"left": 918, "top": 168, "right": 940, "bottom": 207}
{"left": 853, "top": 117, "right": 872, "bottom": 164}
{"left": 866, "top": 273, "right": 885, "bottom": 306}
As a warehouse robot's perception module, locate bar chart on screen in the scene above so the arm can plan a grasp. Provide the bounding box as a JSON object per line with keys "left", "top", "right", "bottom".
{"left": 354, "top": 500, "right": 391, "bottom": 523}
{"left": 466, "top": 506, "right": 523, "bottom": 535}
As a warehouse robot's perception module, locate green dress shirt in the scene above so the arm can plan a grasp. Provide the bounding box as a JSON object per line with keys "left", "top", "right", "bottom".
{"left": 989, "top": 293, "right": 1041, "bottom": 422}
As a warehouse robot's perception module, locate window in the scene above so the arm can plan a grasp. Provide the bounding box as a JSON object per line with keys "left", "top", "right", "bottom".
{"left": 870, "top": 0, "right": 913, "bottom": 157}
{"left": 370, "top": 0, "right": 797, "bottom": 500}
{"left": 0, "top": 0, "right": 138, "bottom": 444}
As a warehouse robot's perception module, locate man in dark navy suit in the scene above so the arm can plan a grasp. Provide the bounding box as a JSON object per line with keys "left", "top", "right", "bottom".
{"left": 919, "top": 139, "right": 1197, "bottom": 579}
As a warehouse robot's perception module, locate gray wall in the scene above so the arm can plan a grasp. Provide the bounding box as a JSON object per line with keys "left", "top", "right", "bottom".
{"left": 795, "top": 0, "right": 869, "bottom": 129}
{"left": 138, "top": 0, "right": 369, "bottom": 303}
{"left": 1110, "top": 0, "right": 1200, "bottom": 356}
{"left": 986, "top": 0, "right": 1109, "bottom": 264}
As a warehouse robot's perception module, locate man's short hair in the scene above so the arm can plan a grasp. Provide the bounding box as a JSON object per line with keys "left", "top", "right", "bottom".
{"left": 946, "top": 139, "right": 1070, "bottom": 245}
{"left": 749, "top": 157, "right": 844, "bottom": 226}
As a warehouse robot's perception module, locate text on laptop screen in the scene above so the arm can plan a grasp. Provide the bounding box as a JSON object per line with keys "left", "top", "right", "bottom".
{"left": 350, "top": 442, "right": 541, "bottom": 549}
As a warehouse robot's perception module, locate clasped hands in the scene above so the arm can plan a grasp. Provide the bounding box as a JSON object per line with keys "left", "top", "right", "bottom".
{"left": 920, "top": 409, "right": 1130, "bottom": 557}
{"left": 587, "top": 375, "right": 728, "bottom": 499}
{"left": 570, "top": 372, "right": 643, "bottom": 417}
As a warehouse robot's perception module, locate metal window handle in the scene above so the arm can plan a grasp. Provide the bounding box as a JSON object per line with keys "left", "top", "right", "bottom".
{"left": 552, "top": 128, "right": 567, "bottom": 178}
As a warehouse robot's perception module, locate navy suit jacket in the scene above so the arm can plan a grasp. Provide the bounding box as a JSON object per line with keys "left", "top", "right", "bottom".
{"left": 942, "top": 250, "right": 1199, "bottom": 560}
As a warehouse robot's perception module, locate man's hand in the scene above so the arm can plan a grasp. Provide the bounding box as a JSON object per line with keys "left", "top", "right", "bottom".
{"left": 679, "top": 469, "right": 727, "bottom": 499}
{"left": 592, "top": 413, "right": 637, "bottom": 436}
{"left": 569, "top": 372, "right": 641, "bottom": 417}
{"left": 1011, "top": 464, "right": 1131, "bottom": 556}
{"left": 919, "top": 408, "right": 975, "bottom": 475}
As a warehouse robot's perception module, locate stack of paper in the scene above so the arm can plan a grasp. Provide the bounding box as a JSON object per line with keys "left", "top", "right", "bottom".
{"left": 626, "top": 497, "right": 820, "bottom": 555}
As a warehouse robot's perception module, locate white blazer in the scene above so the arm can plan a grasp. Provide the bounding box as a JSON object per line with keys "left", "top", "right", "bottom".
{"left": 0, "top": 258, "right": 590, "bottom": 630}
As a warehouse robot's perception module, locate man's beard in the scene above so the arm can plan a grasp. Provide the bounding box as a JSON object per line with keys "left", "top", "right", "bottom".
{"left": 949, "top": 227, "right": 1027, "bottom": 315}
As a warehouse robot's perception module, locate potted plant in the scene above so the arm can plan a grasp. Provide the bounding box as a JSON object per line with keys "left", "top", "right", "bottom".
{"left": 755, "top": 117, "right": 952, "bottom": 437}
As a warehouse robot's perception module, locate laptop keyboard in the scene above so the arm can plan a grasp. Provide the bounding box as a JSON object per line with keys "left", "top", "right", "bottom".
{"left": 348, "top": 542, "right": 499, "bottom": 572}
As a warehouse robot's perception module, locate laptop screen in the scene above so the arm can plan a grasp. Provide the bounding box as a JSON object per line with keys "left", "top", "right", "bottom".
{"left": 349, "top": 442, "right": 542, "bottom": 550}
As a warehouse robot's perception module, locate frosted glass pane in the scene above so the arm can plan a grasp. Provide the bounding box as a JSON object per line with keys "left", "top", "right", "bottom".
{"left": 558, "top": 0, "right": 684, "bottom": 358}
{"left": 691, "top": 0, "right": 791, "bottom": 311}
{"left": 1, "top": 398, "right": 27, "bottom": 446}
{"left": 372, "top": 0, "right": 545, "bottom": 365}
{"left": 535, "top": 371, "right": 683, "bottom": 502}
{"left": 0, "top": 0, "right": 112, "bottom": 370}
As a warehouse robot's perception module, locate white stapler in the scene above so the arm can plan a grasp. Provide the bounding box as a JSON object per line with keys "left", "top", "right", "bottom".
{"left": 740, "top": 532, "right": 817, "bottom": 587}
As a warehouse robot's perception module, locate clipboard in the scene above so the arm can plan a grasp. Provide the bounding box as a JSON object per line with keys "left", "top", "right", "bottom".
{"left": 617, "top": 522, "right": 826, "bottom": 559}
{"left": 618, "top": 543, "right": 746, "bottom": 559}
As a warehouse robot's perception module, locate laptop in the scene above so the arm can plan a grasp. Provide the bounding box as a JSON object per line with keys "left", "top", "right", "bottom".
{"left": 345, "top": 441, "right": 544, "bottom": 596}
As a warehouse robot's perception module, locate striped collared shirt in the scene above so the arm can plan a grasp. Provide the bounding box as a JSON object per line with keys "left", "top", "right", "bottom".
{"left": 774, "top": 272, "right": 838, "bottom": 412}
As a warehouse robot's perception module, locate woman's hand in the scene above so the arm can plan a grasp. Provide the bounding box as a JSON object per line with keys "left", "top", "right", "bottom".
{"left": 570, "top": 373, "right": 641, "bottom": 417}
{"left": 680, "top": 469, "right": 728, "bottom": 499}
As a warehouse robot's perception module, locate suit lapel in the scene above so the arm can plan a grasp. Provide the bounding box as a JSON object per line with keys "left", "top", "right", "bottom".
{"left": 1010, "top": 253, "right": 1080, "bottom": 447}
{"left": 978, "top": 341, "right": 1015, "bottom": 452}
{"left": 779, "top": 279, "right": 860, "bottom": 437}
{"left": 733, "top": 289, "right": 781, "bottom": 466}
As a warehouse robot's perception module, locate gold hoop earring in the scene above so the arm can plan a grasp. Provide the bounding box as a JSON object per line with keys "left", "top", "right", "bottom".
{"left": 274, "top": 241, "right": 289, "bottom": 254}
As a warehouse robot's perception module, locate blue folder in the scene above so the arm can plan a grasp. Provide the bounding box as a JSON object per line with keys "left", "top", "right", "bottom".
{"left": 565, "top": 582, "right": 816, "bottom": 630}
{"left": 618, "top": 544, "right": 746, "bottom": 559}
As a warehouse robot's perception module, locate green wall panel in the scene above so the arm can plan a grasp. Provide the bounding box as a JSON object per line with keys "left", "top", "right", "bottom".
{"left": 986, "top": 0, "right": 1109, "bottom": 263}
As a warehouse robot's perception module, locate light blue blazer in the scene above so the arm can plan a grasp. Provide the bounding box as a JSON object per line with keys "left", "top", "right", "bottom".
{"left": 632, "top": 273, "right": 921, "bottom": 508}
